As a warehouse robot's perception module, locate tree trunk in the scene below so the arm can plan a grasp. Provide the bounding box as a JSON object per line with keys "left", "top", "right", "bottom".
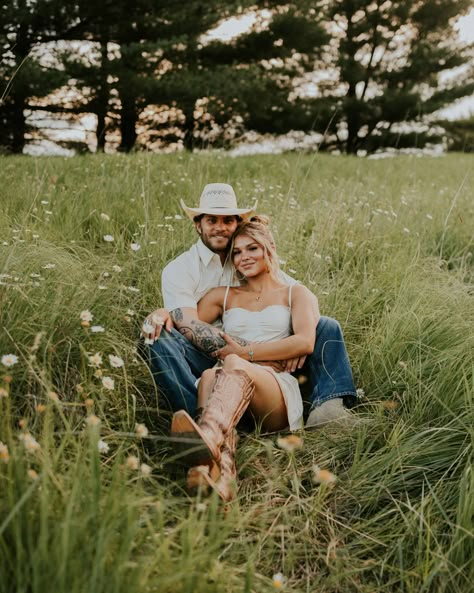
{"left": 182, "top": 106, "right": 196, "bottom": 151}
{"left": 118, "top": 91, "right": 137, "bottom": 152}
{"left": 10, "top": 91, "right": 27, "bottom": 154}
{"left": 95, "top": 40, "right": 109, "bottom": 152}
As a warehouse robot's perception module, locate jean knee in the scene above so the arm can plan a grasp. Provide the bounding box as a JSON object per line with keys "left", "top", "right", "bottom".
{"left": 317, "top": 316, "right": 343, "bottom": 340}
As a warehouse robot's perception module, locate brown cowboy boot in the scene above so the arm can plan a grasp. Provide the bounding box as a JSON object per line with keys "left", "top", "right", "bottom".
{"left": 186, "top": 429, "right": 239, "bottom": 502}
{"left": 171, "top": 368, "right": 254, "bottom": 466}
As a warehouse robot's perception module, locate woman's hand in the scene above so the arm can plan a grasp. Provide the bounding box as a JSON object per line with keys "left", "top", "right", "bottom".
{"left": 212, "top": 332, "right": 246, "bottom": 359}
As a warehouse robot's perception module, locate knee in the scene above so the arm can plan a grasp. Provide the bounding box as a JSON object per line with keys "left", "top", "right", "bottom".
{"left": 201, "top": 368, "right": 217, "bottom": 382}
{"left": 317, "top": 316, "right": 343, "bottom": 340}
{"left": 223, "top": 353, "right": 246, "bottom": 371}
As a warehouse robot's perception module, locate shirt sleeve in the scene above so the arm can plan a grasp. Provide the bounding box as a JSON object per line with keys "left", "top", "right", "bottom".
{"left": 278, "top": 270, "right": 299, "bottom": 285}
{"left": 161, "top": 261, "right": 199, "bottom": 312}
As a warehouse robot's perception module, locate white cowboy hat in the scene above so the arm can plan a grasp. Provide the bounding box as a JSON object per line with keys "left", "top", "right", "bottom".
{"left": 180, "top": 183, "right": 257, "bottom": 221}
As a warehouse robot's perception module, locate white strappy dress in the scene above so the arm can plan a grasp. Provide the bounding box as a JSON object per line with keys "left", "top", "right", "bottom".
{"left": 221, "top": 285, "right": 304, "bottom": 430}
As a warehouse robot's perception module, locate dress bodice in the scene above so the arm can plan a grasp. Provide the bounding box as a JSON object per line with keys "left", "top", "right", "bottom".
{"left": 222, "top": 305, "right": 292, "bottom": 343}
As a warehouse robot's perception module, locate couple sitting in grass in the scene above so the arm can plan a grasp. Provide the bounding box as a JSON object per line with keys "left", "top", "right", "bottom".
{"left": 143, "top": 183, "right": 358, "bottom": 501}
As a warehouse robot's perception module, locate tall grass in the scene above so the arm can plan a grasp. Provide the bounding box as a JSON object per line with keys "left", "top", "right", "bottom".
{"left": 1, "top": 152, "right": 473, "bottom": 592}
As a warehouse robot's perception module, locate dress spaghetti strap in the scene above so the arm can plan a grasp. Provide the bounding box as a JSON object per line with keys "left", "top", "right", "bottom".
{"left": 288, "top": 284, "right": 293, "bottom": 309}
{"left": 223, "top": 285, "right": 231, "bottom": 312}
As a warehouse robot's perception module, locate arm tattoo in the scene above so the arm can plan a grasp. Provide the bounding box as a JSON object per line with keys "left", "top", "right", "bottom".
{"left": 170, "top": 308, "right": 183, "bottom": 322}
{"left": 179, "top": 320, "right": 249, "bottom": 354}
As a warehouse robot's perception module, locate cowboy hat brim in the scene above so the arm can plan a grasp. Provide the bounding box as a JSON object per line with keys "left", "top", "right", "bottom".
{"left": 180, "top": 199, "right": 257, "bottom": 221}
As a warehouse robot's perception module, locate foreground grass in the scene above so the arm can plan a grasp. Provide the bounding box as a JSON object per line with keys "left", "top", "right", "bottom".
{"left": 0, "top": 152, "right": 473, "bottom": 593}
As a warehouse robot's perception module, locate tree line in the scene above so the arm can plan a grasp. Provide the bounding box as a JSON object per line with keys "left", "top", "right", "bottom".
{"left": 1, "top": 0, "right": 474, "bottom": 155}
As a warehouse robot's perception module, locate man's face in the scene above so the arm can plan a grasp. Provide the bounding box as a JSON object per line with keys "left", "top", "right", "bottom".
{"left": 195, "top": 214, "right": 239, "bottom": 254}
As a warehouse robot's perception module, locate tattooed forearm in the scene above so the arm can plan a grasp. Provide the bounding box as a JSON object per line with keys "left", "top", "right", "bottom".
{"left": 170, "top": 308, "right": 184, "bottom": 322}
{"left": 179, "top": 320, "right": 249, "bottom": 354}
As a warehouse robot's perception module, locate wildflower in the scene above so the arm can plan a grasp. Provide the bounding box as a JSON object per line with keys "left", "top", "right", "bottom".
{"left": 276, "top": 435, "right": 303, "bottom": 453}
{"left": 27, "top": 469, "right": 39, "bottom": 480}
{"left": 383, "top": 400, "right": 398, "bottom": 411}
{"left": 19, "top": 433, "right": 41, "bottom": 453}
{"left": 174, "top": 214, "right": 183, "bottom": 220}
{"left": 85, "top": 414, "right": 101, "bottom": 427}
{"left": 84, "top": 398, "right": 94, "bottom": 408}
{"left": 127, "top": 286, "right": 140, "bottom": 293}
{"left": 98, "top": 285, "right": 107, "bottom": 290}
{"left": 112, "top": 265, "right": 122, "bottom": 273}
{"left": 140, "top": 463, "right": 152, "bottom": 477}
{"left": 346, "top": 241, "right": 354, "bottom": 248}
{"left": 94, "top": 369, "right": 103, "bottom": 378}
{"left": 130, "top": 243, "right": 141, "bottom": 252}
{"left": 90, "top": 325, "right": 105, "bottom": 333}
{"left": 100, "top": 213, "right": 110, "bottom": 221}
{"left": 135, "top": 423, "right": 149, "bottom": 438}
{"left": 272, "top": 572, "right": 286, "bottom": 589}
{"left": 426, "top": 214, "right": 433, "bottom": 220}
{"left": 126, "top": 309, "right": 135, "bottom": 316}
{"left": 42, "top": 263, "right": 56, "bottom": 269}
{"left": 125, "top": 455, "right": 139, "bottom": 470}
{"left": 1, "top": 354, "right": 18, "bottom": 367}
{"left": 108, "top": 354, "right": 124, "bottom": 368}
{"left": 398, "top": 360, "right": 408, "bottom": 369}
{"left": 98, "top": 439, "right": 110, "bottom": 453}
{"left": 403, "top": 227, "right": 410, "bottom": 234}
{"left": 0, "top": 442, "right": 9, "bottom": 463}
{"left": 312, "top": 465, "right": 337, "bottom": 486}
{"left": 76, "top": 384, "right": 84, "bottom": 394}
{"left": 88, "top": 352, "right": 103, "bottom": 367}
{"left": 102, "top": 376, "right": 114, "bottom": 390}
{"left": 356, "top": 388, "right": 365, "bottom": 398}
{"left": 36, "top": 403, "right": 46, "bottom": 413}
{"left": 0, "top": 387, "right": 8, "bottom": 398}
{"left": 103, "top": 235, "right": 114, "bottom": 242}
{"left": 79, "top": 309, "right": 94, "bottom": 325}
{"left": 48, "top": 391, "right": 59, "bottom": 401}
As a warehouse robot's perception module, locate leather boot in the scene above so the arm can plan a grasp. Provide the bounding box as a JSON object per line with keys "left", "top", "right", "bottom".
{"left": 186, "top": 429, "right": 238, "bottom": 502}
{"left": 171, "top": 368, "right": 254, "bottom": 466}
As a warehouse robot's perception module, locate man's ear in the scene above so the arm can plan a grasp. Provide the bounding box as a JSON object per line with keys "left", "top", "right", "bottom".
{"left": 195, "top": 221, "right": 202, "bottom": 235}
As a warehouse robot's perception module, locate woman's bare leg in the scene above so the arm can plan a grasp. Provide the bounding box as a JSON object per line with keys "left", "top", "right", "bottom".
{"left": 220, "top": 354, "right": 288, "bottom": 431}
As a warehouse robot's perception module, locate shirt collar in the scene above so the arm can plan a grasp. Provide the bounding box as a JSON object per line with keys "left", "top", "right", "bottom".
{"left": 196, "top": 239, "right": 222, "bottom": 267}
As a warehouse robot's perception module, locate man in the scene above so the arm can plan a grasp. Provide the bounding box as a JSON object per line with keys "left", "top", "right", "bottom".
{"left": 143, "top": 183, "right": 357, "bottom": 428}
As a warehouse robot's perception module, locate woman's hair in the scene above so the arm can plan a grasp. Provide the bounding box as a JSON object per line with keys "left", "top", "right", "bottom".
{"left": 230, "top": 215, "right": 280, "bottom": 280}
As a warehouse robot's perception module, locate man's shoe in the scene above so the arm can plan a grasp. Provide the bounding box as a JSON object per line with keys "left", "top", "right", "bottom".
{"left": 305, "top": 398, "right": 358, "bottom": 429}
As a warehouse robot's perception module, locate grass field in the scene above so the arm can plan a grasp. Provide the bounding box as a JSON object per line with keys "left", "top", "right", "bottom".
{"left": 0, "top": 152, "right": 473, "bottom": 593}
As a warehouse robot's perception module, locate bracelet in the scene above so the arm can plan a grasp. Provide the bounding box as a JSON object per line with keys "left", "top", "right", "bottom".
{"left": 248, "top": 348, "right": 254, "bottom": 362}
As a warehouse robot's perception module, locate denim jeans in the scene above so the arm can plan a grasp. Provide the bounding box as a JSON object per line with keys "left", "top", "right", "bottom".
{"left": 146, "top": 316, "right": 357, "bottom": 416}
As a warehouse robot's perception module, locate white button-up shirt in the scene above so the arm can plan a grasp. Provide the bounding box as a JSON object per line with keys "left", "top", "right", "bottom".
{"left": 161, "top": 239, "right": 297, "bottom": 313}
{"left": 162, "top": 239, "right": 236, "bottom": 312}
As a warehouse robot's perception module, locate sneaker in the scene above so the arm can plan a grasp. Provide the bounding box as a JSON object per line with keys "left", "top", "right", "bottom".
{"left": 305, "top": 398, "right": 359, "bottom": 429}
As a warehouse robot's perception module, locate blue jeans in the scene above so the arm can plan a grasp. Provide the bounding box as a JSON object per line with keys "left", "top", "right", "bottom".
{"left": 146, "top": 316, "right": 357, "bottom": 416}
{"left": 303, "top": 316, "right": 357, "bottom": 411}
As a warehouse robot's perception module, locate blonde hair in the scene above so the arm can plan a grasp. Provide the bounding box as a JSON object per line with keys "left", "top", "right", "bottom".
{"left": 230, "top": 215, "right": 280, "bottom": 281}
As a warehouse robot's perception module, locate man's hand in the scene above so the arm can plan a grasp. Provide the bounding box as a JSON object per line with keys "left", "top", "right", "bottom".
{"left": 284, "top": 355, "right": 307, "bottom": 373}
{"left": 142, "top": 308, "right": 174, "bottom": 343}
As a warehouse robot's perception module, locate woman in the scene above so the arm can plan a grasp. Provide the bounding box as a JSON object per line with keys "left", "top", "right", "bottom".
{"left": 171, "top": 216, "right": 316, "bottom": 501}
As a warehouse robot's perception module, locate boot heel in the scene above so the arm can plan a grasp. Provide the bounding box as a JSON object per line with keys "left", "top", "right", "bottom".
{"left": 187, "top": 462, "right": 221, "bottom": 494}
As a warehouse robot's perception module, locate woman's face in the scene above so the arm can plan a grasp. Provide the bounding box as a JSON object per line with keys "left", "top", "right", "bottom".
{"left": 232, "top": 234, "right": 266, "bottom": 278}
